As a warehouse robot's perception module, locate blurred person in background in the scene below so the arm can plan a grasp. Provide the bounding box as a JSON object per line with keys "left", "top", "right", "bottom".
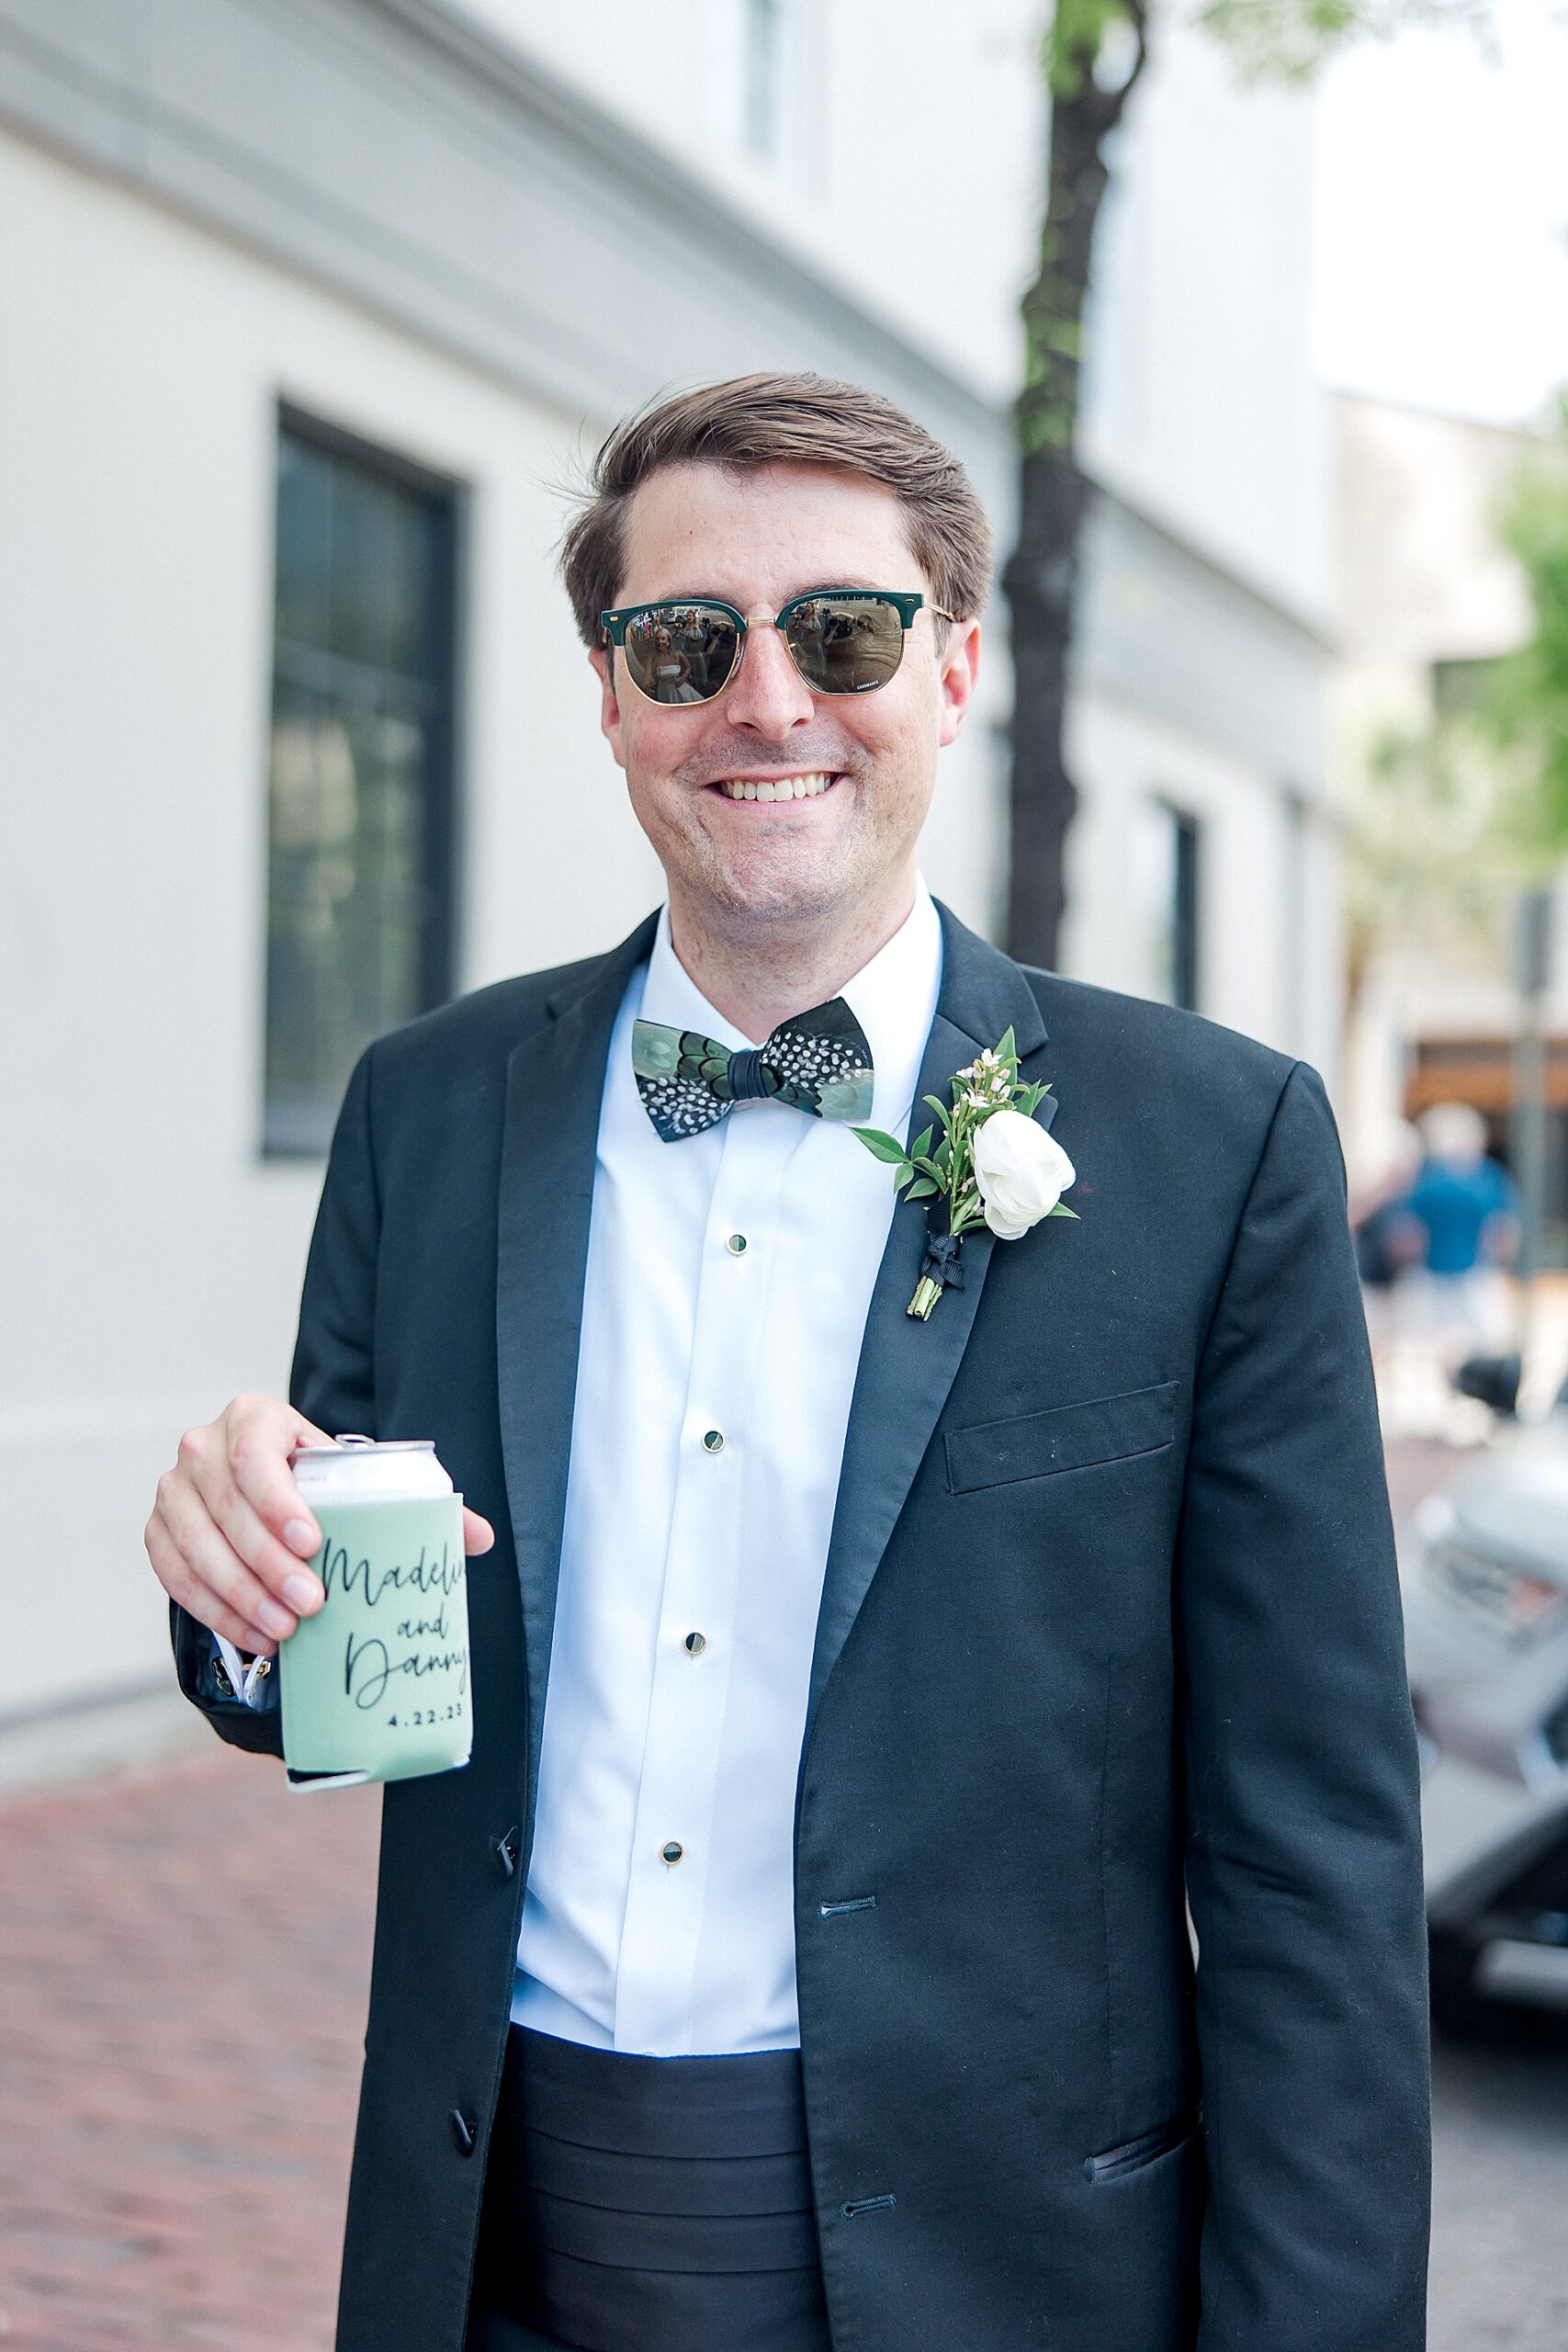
{"left": 1353, "top": 1118, "right": 1427, "bottom": 1329}
{"left": 1405, "top": 1100, "right": 1519, "bottom": 1362}
{"left": 144, "top": 373, "right": 1428, "bottom": 2352}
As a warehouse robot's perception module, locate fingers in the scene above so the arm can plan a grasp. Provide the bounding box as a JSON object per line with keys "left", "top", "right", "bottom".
{"left": 152, "top": 1402, "right": 502, "bottom": 1658}
{"left": 200, "top": 1464, "right": 330, "bottom": 1619}
{"left": 205, "top": 1396, "right": 329, "bottom": 1560}
{"left": 144, "top": 1504, "right": 281, "bottom": 1657}
{"left": 152, "top": 1467, "right": 302, "bottom": 1645}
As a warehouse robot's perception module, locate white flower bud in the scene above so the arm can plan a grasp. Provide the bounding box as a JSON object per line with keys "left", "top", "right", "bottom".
{"left": 970, "top": 1109, "right": 1075, "bottom": 1240}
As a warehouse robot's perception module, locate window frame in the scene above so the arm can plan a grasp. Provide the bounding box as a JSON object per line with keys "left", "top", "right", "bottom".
{"left": 261, "top": 402, "right": 465, "bottom": 1160}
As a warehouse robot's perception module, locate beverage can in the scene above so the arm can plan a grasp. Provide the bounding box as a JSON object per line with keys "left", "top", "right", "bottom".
{"left": 279, "top": 1436, "right": 471, "bottom": 1790}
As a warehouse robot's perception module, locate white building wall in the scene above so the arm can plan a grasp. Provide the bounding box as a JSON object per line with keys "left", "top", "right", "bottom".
{"left": 0, "top": 125, "right": 1006, "bottom": 1721}
{"left": 472, "top": 0, "right": 1327, "bottom": 628}
{"left": 1079, "top": 28, "right": 1328, "bottom": 624}
{"left": 1063, "top": 694, "right": 1339, "bottom": 1066}
{"left": 461, "top": 0, "right": 1044, "bottom": 404}
{"left": 0, "top": 0, "right": 1334, "bottom": 1735}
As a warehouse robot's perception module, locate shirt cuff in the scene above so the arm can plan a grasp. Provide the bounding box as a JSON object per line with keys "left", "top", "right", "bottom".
{"left": 214, "top": 1632, "right": 275, "bottom": 1708}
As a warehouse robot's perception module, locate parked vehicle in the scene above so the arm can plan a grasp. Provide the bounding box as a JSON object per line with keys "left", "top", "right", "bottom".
{"left": 1402, "top": 1376, "right": 1568, "bottom": 2029}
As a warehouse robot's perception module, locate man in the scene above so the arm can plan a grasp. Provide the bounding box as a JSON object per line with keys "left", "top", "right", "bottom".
{"left": 147, "top": 372, "right": 1430, "bottom": 2352}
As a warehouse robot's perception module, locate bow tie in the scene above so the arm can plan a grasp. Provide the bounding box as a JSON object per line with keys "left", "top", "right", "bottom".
{"left": 631, "top": 997, "right": 875, "bottom": 1143}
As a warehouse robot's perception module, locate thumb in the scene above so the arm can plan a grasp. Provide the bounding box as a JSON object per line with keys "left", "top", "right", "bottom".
{"left": 462, "top": 1506, "right": 496, "bottom": 1556}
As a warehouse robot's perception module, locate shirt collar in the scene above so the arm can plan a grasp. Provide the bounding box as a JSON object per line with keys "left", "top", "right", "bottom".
{"left": 637, "top": 878, "right": 944, "bottom": 1134}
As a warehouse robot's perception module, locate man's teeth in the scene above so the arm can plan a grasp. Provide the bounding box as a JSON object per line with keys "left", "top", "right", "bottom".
{"left": 717, "top": 772, "right": 837, "bottom": 801}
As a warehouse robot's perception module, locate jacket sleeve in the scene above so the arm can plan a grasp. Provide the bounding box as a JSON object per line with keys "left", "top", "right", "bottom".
{"left": 168, "top": 1046, "right": 382, "bottom": 1756}
{"left": 1179, "top": 1062, "right": 1430, "bottom": 2351}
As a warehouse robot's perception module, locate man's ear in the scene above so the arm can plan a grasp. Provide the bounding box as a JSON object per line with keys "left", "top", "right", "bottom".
{"left": 590, "top": 644, "right": 628, "bottom": 771}
{"left": 937, "top": 617, "right": 981, "bottom": 749}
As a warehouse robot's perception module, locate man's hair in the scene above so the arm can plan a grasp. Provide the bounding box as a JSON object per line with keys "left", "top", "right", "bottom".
{"left": 559, "top": 370, "right": 993, "bottom": 647}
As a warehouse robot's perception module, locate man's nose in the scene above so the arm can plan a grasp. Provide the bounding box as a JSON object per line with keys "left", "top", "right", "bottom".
{"left": 723, "top": 621, "right": 817, "bottom": 734}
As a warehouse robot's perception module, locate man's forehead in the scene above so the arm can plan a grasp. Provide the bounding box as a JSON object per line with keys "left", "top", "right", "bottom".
{"left": 616, "top": 459, "right": 920, "bottom": 602}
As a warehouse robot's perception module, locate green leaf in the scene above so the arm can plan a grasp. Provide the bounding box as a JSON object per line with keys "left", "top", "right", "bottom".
{"left": 923, "top": 1093, "right": 953, "bottom": 1131}
{"left": 906, "top": 1177, "right": 940, "bottom": 1202}
{"left": 892, "top": 1163, "right": 915, "bottom": 1193}
{"left": 995, "top": 1025, "right": 1017, "bottom": 1065}
{"left": 908, "top": 1125, "right": 934, "bottom": 1165}
{"left": 933, "top": 1136, "right": 952, "bottom": 1175}
{"left": 851, "top": 1125, "right": 909, "bottom": 1165}
{"left": 1048, "top": 1202, "right": 1079, "bottom": 1218}
{"left": 912, "top": 1155, "right": 944, "bottom": 1182}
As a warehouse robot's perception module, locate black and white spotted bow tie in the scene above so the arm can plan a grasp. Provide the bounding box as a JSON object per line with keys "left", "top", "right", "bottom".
{"left": 631, "top": 999, "right": 875, "bottom": 1143}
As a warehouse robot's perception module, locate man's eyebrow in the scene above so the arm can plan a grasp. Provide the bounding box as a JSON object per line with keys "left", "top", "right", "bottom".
{"left": 630, "top": 582, "right": 882, "bottom": 609}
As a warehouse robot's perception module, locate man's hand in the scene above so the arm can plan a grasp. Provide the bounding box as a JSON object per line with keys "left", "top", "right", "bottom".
{"left": 145, "top": 1396, "right": 496, "bottom": 1655}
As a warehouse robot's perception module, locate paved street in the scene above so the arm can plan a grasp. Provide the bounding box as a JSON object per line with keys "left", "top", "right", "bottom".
{"left": 1429, "top": 2029, "right": 1568, "bottom": 2352}
{"left": 1, "top": 1449, "right": 1564, "bottom": 2347}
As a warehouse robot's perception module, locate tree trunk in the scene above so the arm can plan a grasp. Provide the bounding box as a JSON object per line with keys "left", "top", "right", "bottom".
{"left": 1005, "top": 17, "right": 1147, "bottom": 969}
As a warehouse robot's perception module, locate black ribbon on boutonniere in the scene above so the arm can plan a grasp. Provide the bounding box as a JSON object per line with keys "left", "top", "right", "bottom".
{"left": 916, "top": 1226, "right": 965, "bottom": 1295}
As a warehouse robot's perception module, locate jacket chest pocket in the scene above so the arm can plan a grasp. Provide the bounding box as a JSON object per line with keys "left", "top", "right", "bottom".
{"left": 943, "top": 1381, "right": 1180, "bottom": 1496}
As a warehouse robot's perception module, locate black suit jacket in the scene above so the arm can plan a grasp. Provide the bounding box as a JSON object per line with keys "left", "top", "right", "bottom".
{"left": 174, "top": 901, "right": 1430, "bottom": 2352}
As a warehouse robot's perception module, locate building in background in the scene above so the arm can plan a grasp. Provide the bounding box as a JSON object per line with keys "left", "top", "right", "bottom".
{"left": 0, "top": 0, "right": 1332, "bottom": 1743}
{"left": 1332, "top": 389, "right": 1568, "bottom": 1250}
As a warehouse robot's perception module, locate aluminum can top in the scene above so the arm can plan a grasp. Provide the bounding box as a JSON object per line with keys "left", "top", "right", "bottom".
{"left": 289, "top": 1435, "right": 453, "bottom": 1502}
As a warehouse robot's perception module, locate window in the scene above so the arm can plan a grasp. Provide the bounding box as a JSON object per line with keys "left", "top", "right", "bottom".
{"left": 1134, "top": 798, "right": 1201, "bottom": 1013}
{"left": 710, "top": 0, "right": 816, "bottom": 180}
{"left": 1431, "top": 655, "right": 1499, "bottom": 720}
{"left": 742, "top": 0, "right": 782, "bottom": 155}
{"left": 263, "top": 410, "right": 460, "bottom": 1156}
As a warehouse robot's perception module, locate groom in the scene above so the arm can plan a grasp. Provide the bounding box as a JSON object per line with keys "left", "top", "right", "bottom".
{"left": 148, "top": 371, "right": 1429, "bottom": 2352}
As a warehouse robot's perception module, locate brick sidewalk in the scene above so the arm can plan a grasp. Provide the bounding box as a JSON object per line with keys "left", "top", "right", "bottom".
{"left": 0, "top": 1743, "right": 378, "bottom": 2352}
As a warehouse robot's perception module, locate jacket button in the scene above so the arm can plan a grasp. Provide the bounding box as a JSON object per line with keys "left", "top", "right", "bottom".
{"left": 450, "top": 2109, "right": 476, "bottom": 2155}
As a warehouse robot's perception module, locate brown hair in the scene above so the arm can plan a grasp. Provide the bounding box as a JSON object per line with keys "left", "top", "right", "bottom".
{"left": 559, "top": 370, "right": 993, "bottom": 646}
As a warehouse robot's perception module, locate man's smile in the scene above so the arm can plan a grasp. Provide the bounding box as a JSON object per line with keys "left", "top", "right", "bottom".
{"left": 709, "top": 770, "right": 845, "bottom": 803}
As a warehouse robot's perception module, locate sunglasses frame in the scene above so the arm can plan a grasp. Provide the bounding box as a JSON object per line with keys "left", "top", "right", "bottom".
{"left": 598, "top": 587, "right": 954, "bottom": 704}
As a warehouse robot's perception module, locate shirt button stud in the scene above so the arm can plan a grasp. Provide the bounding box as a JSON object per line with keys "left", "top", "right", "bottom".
{"left": 660, "top": 1840, "right": 684, "bottom": 1866}
{"left": 683, "top": 1631, "right": 706, "bottom": 1656}
{"left": 702, "top": 1429, "right": 725, "bottom": 1454}
{"left": 726, "top": 1232, "right": 748, "bottom": 1255}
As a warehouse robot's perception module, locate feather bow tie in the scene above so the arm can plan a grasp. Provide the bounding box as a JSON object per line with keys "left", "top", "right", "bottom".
{"left": 631, "top": 998, "right": 875, "bottom": 1143}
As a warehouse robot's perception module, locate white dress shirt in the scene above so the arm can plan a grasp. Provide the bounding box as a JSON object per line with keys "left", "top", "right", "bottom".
{"left": 513, "top": 880, "right": 943, "bottom": 2055}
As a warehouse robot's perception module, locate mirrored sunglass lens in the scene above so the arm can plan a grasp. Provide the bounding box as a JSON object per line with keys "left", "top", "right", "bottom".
{"left": 784, "top": 595, "right": 906, "bottom": 694}
{"left": 622, "top": 605, "right": 739, "bottom": 704}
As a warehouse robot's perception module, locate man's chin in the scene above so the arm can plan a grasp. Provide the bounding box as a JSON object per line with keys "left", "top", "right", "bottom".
{"left": 682, "top": 811, "right": 864, "bottom": 919}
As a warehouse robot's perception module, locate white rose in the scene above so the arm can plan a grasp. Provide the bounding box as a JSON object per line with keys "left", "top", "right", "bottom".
{"left": 971, "top": 1108, "right": 1076, "bottom": 1239}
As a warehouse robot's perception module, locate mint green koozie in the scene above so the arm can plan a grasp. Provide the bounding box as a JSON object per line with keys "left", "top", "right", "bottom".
{"left": 279, "top": 1494, "right": 470, "bottom": 1784}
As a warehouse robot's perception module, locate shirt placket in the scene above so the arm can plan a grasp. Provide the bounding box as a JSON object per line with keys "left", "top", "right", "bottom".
{"left": 612, "top": 1105, "right": 791, "bottom": 2052}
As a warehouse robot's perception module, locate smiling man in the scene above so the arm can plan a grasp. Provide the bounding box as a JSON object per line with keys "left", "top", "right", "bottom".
{"left": 148, "top": 373, "right": 1429, "bottom": 2352}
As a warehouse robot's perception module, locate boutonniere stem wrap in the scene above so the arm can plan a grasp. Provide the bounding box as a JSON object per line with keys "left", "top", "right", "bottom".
{"left": 852, "top": 1028, "right": 1077, "bottom": 1318}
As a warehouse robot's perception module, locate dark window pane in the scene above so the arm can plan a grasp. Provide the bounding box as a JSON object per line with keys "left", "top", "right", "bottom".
{"left": 274, "top": 438, "right": 333, "bottom": 652}
{"left": 264, "top": 414, "right": 457, "bottom": 1156}
{"left": 1136, "top": 799, "right": 1201, "bottom": 1014}
{"left": 1171, "top": 811, "right": 1200, "bottom": 1013}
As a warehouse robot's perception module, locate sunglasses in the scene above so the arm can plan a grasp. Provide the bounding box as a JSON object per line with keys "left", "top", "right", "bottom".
{"left": 599, "top": 588, "right": 953, "bottom": 707}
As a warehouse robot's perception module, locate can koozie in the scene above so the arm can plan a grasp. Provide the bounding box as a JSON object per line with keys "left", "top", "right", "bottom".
{"left": 279, "top": 1493, "right": 471, "bottom": 1785}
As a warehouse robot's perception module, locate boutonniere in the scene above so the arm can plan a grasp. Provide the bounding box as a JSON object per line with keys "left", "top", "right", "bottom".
{"left": 852, "top": 1028, "right": 1077, "bottom": 1318}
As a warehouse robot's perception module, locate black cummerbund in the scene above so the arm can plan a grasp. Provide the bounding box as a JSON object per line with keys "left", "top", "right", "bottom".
{"left": 468, "top": 2026, "right": 832, "bottom": 2352}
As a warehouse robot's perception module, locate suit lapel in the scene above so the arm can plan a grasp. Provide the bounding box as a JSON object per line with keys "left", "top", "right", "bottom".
{"left": 496, "top": 912, "right": 658, "bottom": 1798}
{"left": 806, "top": 903, "right": 1052, "bottom": 1736}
